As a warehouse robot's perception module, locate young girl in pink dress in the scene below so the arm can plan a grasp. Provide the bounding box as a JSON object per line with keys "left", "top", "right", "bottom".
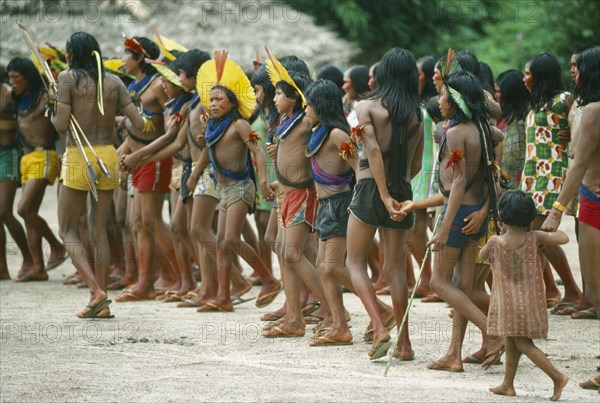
{"left": 480, "top": 190, "right": 569, "bottom": 401}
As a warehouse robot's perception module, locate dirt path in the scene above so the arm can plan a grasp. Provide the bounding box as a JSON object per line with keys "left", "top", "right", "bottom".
{"left": 1, "top": 189, "right": 598, "bottom": 402}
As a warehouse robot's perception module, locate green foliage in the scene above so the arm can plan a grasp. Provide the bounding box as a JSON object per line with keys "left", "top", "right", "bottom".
{"left": 281, "top": 0, "right": 599, "bottom": 85}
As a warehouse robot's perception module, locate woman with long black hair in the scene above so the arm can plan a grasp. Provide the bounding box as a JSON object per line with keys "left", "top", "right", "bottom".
{"left": 346, "top": 48, "right": 424, "bottom": 360}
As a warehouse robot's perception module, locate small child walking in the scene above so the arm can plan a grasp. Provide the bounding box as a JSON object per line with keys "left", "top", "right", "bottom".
{"left": 480, "top": 190, "right": 569, "bottom": 401}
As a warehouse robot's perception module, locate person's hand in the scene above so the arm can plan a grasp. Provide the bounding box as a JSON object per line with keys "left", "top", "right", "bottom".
{"left": 260, "top": 181, "right": 275, "bottom": 202}
{"left": 269, "top": 181, "right": 279, "bottom": 192}
{"left": 266, "top": 142, "right": 277, "bottom": 160}
{"left": 119, "top": 170, "right": 128, "bottom": 191}
{"left": 541, "top": 211, "right": 561, "bottom": 232}
{"left": 398, "top": 200, "right": 416, "bottom": 215}
{"left": 557, "top": 128, "right": 571, "bottom": 143}
{"left": 427, "top": 225, "right": 450, "bottom": 252}
{"left": 187, "top": 174, "right": 199, "bottom": 193}
{"left": 462, "top": 208, "right": 488, "bottom": 235}
{"left": 383, "top": 196, "right": 406, "bottom": 222}
{"left": 121, "top": 153, "right": 141, "bottom": 173}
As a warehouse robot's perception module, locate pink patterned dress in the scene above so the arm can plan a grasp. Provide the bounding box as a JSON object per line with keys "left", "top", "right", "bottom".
{"left": 486, "top": 233, "right": 548, "bottom": 339}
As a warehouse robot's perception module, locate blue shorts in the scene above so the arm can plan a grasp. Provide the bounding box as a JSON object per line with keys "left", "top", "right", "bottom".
{"left": 316, "top": 191, "right": 352, "bottom": 241}
{"left": 439, "top": 204, "right": 489, "bottom": 249}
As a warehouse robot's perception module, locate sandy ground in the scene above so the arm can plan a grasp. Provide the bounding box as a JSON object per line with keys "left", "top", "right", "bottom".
{"left": 1, "top": 187, "right": 599, "bottom": 402}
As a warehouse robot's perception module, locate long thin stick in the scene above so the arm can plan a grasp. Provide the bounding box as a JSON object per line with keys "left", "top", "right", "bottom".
{"left": 17, "top": 22, "right": 103, "bottom": 197}
{"left": 384, "top": 214, "right": 442, "bottom": 377}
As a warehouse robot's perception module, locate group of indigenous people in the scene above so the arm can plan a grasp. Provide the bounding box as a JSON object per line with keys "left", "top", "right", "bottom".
{"left": 1, "top": 28, "right": 599, "bottom": 400}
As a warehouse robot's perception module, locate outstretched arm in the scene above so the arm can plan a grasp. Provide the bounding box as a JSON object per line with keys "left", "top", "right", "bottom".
{"left": 239, "top": 121, "right": 274, "bottom": 201}
{"left": 542, "top": 103, "right": 600, "bottom": 232}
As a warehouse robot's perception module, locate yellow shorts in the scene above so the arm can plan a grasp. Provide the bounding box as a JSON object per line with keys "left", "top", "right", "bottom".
{"left": 60, "top": 145, "right": 119, "bottom": 191}
{"left": 20, "top": 149, "right": 59, "bottom": 185}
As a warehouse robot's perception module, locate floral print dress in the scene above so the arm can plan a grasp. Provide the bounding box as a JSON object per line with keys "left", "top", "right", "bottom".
{"left": 521, "top": 92, "right": 571, "bottom": 215}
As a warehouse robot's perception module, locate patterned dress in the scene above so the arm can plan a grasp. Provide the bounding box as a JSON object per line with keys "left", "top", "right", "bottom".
{"left": 521, "top": 92, "right": 571, "bottom": 214}
{"left": 499, "top": 118, "right": 526, "bottom": 191}
{"left": 486, "top": 233, "right": 548, "bottom": 339}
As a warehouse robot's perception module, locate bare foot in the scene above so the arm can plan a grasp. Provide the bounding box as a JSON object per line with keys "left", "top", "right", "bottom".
{"left": 230, "top": 279, "right": 252, "bottom": 299}
{"left": 47, "top": 245, "right": 68, "bottom": 270}
{"left": 412, "top": 285, "right": 433, "bottom": 298}
{"left": 16, "top": 262, "right": 47, "bottom": 282}
{"left": 427, "top": 356, "right": 464, "bottom": 372}
{"left": 551, "top": 374, "right": 568, "bottom": 401}
{"left": 489, "top": 384, "right": 516, "bottom": 397}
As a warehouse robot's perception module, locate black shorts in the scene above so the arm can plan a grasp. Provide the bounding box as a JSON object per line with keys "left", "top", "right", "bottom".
{"left": 348, "top": 178, "right": 414, "bottom": 230}
{"left": 316, "top": 191, "right": 352, "bottom": 240}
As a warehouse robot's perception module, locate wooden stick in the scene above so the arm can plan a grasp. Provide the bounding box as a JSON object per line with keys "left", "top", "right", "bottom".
{"left": 384, "top": 214, "right": 442, "bottom": 376}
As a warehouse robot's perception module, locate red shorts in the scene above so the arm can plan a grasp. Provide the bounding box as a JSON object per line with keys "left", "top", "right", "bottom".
{"left": 280, "top": 186, "right": 318, "bottom": 230}
{"left": 132, "top": 157, "right": 172, "bottom": 193}
{"left": 579, "top": 184, "right": 600, "bottom": 231}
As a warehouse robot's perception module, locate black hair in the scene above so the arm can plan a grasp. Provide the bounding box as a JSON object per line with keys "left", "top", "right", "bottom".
{"left": 498, "top": 190, "right": 536, "bottom": 227}
{"left": 250, "top": 64, "right": 275, "bottom": 118}
{"left": 496, "top": 69, "right": 529, "bottom": 123}
{"left": 315, "top": 64, "right": 344, "bottom": 92}
{"left": 575, "top": 46, "right": 600, "bottom": 106}
{"left": 65, "top": 32, "right": 104, "bottom": 88}
{"left": 445, "top": 71, "right": 499, "bottom": 229}
{"left": 279, "top": 55, "right": 310, "bottom": 76}
{"left": 573, "top": 45, "right": 593, "bottom": 57}
{"left": 128, "top": 36, "right": 160, "bottom": 75}
{"left": 368, "top": 47, "right": 421, "bottom": 190}
{"left": 456, "top": 50, "right": 480, "bottom": 77}
{"left": 417, "top": 56, "right": 438, "bottom": 102}
{"left": 7, "top": 57, "right": 46, "bottom": 93}
{"left": 176, "top": 49, "right": 211, "bottom": 78}
{"left": 211, "top": 85, "right": 242, "bottom": 120}
{"left": 528, "top": 52, "right": 564, "bottom": 112}
{"left": 425, "top": 95, "right": 443, "bottom": 123}
{"left": 305, "top": 79, "right": 350, "bottom": 134}
{"left": 348, "top": 65, "right": 370, "bottom": 99}
{"left": 479, "top": 61, "right": 495, "bottom": 96}
{"left": 0, "top": 65, "right": 7, "bottom": 84}
{"left": 275, "top": 71, "right": 311, "bottom": 113}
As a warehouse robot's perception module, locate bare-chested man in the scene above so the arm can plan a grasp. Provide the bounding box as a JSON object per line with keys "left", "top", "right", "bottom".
{"left": 52, "top": 32, "right": 144, "bottom": 318}
{"left": 7, "top": 57, "right": 66, "bottom": 281}
{"left": 541, "top": 46, "right": 600, "bottom": 391}
{"left": 115, "top": 36, "right": 179, "bottom": 301}
{"left": 261, "top": 55, "right": 332, "bottom": 338}
{"left": 402, "top": 69, "right": 504, "bottom": 371}
{"left": 0, "top": 66, "right": 35, "bottom": 280}
{"left": 186, "top": 51, "right": 281, "bottom": 312}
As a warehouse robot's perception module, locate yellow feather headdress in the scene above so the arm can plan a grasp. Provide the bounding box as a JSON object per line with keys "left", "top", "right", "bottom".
{"left": 196, "top": 50, "right": 256, "bottom": 120}
{"left": 264, "top": 46, "right": 306, "bottom": 108}
{"left": 152, "top": 26, "right": 187, "bottom": 61}
{"left": 146, "top": 59, "right": 182, "bottom": 87}
{"left": 102, "top": 58, "right": 134, "bottom": 79}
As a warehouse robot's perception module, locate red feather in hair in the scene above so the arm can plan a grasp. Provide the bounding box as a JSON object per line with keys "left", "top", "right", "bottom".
{"left": 445, "top": 48, "right": 455, "bottom": 77}
{"left": 214, "top": 50, "right": 228, "bottom": 83}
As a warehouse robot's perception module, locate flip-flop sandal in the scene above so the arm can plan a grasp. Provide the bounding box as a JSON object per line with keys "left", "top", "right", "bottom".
{"left": 368, "top": 340, "right": 391, "bottom": 361}
{"left": 46, "top": 254, "right": 69, "bottom": 271}
{"left": 301, "top": 301, "right": 321, "bottom": 316}
{"left": 232, "top": 296, "right": 256, "bottom": 306}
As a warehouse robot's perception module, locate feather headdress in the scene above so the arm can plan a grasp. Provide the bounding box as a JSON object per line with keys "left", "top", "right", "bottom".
{"left": 440, "top": 48, "right": 471, "bottom": 119}
{"left": 146, "top": 59, "right": 182, "bottom": 87}
{"left": 124, "top": 37, "right": 150, "bottom": 58}
{"left": 264, "top": 46, "right": 306, "bottom": 108}
{"left": 103, "top": 58, "right": 134, "bottom": 79}
{"left": 196, "top": 50, "right": 256, "bottom": 120}
{"left": 152, "top": 26, "right": 187, "bottom": 61}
